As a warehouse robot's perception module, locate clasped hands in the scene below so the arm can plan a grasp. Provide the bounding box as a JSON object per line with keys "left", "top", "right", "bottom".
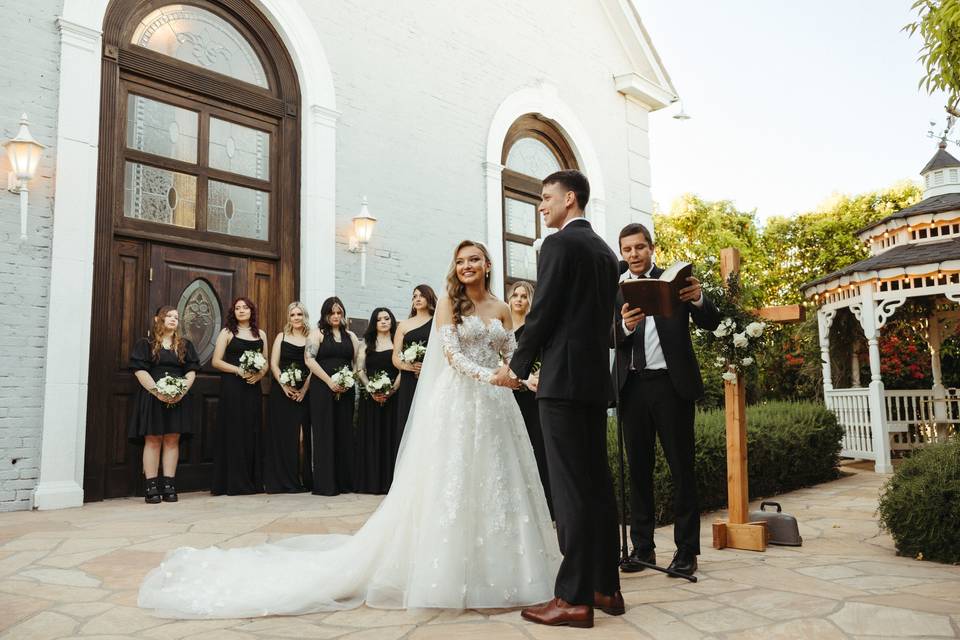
{"left": 490, "top": 364, "right": 537, "bottom": 392}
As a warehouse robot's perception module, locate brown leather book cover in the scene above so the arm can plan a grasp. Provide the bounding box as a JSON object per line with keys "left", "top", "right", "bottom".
{"left": 620, "top": 262, "right": 692, "bottom": 317}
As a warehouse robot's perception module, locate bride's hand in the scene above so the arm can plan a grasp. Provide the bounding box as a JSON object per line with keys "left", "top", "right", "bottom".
{"left": 523, "top": 377, "right": 538, "bottom": 393}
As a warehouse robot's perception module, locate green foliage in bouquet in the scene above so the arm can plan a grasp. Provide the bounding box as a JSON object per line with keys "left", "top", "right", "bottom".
{"left": 607, "top": 401, "right": 844, "bottom": 525}
{"left": 878, "top": 439, "right": 960, "bottom": 564}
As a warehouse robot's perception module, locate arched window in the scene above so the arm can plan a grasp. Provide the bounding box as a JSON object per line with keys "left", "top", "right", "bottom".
{"left": 501, "top": 115, "right": 577, "bottom": 292}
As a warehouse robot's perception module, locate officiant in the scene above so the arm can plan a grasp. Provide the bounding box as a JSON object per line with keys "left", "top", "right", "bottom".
{"left": 612, "top": 222, "right": 721, "bottom": 578}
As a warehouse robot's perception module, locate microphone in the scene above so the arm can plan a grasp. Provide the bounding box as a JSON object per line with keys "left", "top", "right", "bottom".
{"left": 618, "top": 260, "right": 629, "bottom": 275}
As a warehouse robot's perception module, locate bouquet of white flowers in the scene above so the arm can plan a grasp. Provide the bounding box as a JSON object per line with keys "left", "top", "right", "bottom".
{"left": 154, "top": 374, "right": 187, "bottom": 407}
{"left": 364, "top": 370, "right": 393, "bottom": 397}
{"left": 278, "top": 363, "right": 304, "bottom": 387}
{"left": 330, "top": 365, "right": 355, "bottom": 400}
{"left": 239, "top": 349, "right": 267, "bottom": 375}
{"left": 399, "top": 341, "right": 427, "bottom": 365}
{"left": 713, "top": 317, "right": 766, "bottom": 384}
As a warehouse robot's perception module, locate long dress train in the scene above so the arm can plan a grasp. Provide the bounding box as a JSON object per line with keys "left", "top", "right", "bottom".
{"left": 138, "top": 317, "right": 560, "bottom": 618}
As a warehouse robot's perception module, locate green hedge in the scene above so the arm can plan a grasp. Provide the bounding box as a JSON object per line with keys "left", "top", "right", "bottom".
{"left": 606, "top": 400, "right": 844, "bottom": 525}
{"left": 878, "top": 439, "right": 960, "bottom": 564}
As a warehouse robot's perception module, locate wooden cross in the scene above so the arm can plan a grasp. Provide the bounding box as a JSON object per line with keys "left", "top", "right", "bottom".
{"left": 711, "top": 248, "right": 805, "bottom": 552}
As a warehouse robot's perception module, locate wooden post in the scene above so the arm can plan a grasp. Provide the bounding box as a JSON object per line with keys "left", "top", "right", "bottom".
{"left": 712, "top": 248, "right": 768, "bottom": 551}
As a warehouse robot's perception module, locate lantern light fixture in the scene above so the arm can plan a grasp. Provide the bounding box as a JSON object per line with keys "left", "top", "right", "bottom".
{"left": 4, "top": 113, "right": 45, "bottom": 240}
{"left": 348, "top": 196, "right": 377, "bottom": 287}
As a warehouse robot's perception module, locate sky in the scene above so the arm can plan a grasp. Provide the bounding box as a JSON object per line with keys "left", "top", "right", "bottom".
{"left": 633, "top": 0, "right": 950, "bottom": 222}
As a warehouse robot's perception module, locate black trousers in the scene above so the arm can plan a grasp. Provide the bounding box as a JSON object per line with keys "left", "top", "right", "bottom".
{"left": 621, "top": 370, "right": 700, "bottom": 555}
{"left": 539, "top": 399, "right": 620, "bottom": 605}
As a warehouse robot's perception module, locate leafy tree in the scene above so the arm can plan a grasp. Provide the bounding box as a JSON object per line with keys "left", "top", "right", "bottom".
{"left": 905, "top": 0, "right": 960, "bottom": 111}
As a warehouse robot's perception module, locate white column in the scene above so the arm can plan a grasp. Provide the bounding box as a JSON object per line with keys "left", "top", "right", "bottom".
{"left": 928, "top": 314, "right": 947, "bottom": 424}
{"left": 483, "top": 161, "right": 505, "bottom": 296}
{"left": 300, "top": 105, "right": 339, "bottom": 318}
{"left": 817, "top": 308, "right": 835, "bottom": 392}
{"left": 858, "top": 283, "right": 892, "bottom": 473}
{"left": 851, "top": 344, "right": 861, "bottom": 388}
{"left": 34, "top": 18, "right": 104, "bottom": 510}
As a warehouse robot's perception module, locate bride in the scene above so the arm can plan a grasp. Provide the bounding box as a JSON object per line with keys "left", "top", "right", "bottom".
{"left": 138, "top": 240, "right": 561, "bottom": 618}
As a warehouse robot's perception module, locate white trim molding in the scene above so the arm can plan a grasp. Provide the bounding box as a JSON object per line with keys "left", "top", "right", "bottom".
{"left": 484, "top": 82, "right": 608, "bottom": 295}
{"left": 36, "top": 0, "right": 337, "bottom": 509}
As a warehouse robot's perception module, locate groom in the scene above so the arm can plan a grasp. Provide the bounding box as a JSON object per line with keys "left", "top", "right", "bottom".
{"left": 493, "top": 170, "right": 622, "bottom": 629}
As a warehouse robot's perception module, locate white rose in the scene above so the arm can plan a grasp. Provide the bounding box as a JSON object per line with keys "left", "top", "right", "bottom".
{"left": 713, "top": 325, "right": 729, "bottom": 338}
{"left": 721, "top": 371, "right": 738, "bottom": 383}
{"left": 715, "top": 356, "right": 727, "bottom": 367}
{"left": 733, "top": 332, "right": 749, "bottom": 348}
{"left": 741, "top": 357, "right": 754, "bottom": 366}
{"left": 745, "top": 321, "right": 766, "bottom": 338}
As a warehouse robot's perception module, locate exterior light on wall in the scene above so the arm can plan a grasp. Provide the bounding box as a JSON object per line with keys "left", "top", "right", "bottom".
{"left": 4, "top": 114, "right": 45, "bottom": 240}
{"left": 348, "top": 196, "right": 377, "bottom": 287}
{"left": 672, "top": 101, "right": 691, "bottom": 121}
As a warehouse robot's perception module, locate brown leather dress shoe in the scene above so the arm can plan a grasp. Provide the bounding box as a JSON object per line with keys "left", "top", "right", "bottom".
{"left": 521, "top": 597, "right": 594, "bottom": 628}
{"left": 594, "top": 590, "right": 625, "bottom": 615}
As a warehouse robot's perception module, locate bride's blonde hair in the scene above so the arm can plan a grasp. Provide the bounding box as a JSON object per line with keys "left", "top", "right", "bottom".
{"left": 445, "top": 240, "right": 493, "bottom": 325}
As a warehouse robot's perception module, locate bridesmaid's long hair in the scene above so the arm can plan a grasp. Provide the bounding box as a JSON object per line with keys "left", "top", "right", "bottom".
{"left": 226, "top": 296, "right": 260, "bottom": 337}
{"left": 363, "top": 307, "right": 397, "bottom": 353}
{"left": 282, "top": 301, "right": 311, "bottom": 337}
{"left": 318, "top": 296, "right": 347, "bottom": 336}
{"left": 151, "top": 305, "right": 186, "bottom": 363}
{"left": 445, "top": 240, "right": 493, "bottom": 325}
{"left": 408, "top": 284, "right": 438, "bottom": 318}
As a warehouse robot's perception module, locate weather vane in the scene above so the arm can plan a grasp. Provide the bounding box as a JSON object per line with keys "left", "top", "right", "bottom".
{"left": 927, "top": 112, "right": 960, "bottom": 147}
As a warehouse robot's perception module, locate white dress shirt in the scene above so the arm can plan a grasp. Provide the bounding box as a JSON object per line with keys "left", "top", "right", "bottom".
{"left": 621, "top": 264, "right": 703, "bottom": 371}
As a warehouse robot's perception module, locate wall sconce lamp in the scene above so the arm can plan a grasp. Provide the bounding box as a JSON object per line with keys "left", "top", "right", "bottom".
{"left": 4, "top": 114, "right": 45, "bottom": 240}
{"left": 348, "top": 196, "right": 377, "bottom": 287}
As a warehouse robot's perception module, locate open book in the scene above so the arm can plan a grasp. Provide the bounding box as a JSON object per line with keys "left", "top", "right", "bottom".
{"left": 620, "top": 261, "right": 692, "bottom": 318}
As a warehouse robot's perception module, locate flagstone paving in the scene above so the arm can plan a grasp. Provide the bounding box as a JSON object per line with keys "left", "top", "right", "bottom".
{"left": 1, "top": 461, "right": 958, "bottom": 639}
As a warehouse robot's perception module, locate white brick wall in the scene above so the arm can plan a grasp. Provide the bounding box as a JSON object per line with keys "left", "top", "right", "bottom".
{"left": 0, "top": 0, "right": 63, "bottom": 510}
{"left": 309, "top": 0, "right": 652, "bottom": 318}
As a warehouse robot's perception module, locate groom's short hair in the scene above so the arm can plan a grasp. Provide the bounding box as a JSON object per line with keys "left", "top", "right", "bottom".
{"left": 543, "top": 170, "right": 590, "bottom": 210}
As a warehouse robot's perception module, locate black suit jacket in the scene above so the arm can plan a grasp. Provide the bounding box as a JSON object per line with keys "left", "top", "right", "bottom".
{"left": 612, "top": 265, "right": 722, "bottom": 401}
{"left": 511, "top": 218, "right": 619, "bottom": 404}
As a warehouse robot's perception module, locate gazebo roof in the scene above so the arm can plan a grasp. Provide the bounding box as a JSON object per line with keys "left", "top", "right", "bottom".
{"left": 802, "top": 236, "right": 960, "bottom": 290}
{"left": 920, "top": 146, "right": 960, "bottom": 174}
{"left": 857, "top": 192, "right": 960, "bottom": 236}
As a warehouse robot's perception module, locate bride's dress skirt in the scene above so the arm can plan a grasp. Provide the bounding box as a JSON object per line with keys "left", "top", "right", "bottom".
{"left": 139, "top": 327, "right": 560, "bottom": 618}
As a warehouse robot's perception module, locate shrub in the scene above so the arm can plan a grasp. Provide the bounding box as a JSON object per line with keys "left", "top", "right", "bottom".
{"left": 607, "top": 400, "right": 844, "bottom": 525}
{"left": 878, "top": 439, "right": 960, "bottom": 564}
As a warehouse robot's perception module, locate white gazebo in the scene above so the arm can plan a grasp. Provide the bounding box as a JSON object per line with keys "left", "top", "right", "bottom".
{"left": 803, "top": 142, "right": 960, "bottom": 473}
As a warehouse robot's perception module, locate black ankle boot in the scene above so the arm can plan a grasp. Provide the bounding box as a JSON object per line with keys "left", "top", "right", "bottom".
{"left": 160, "top": 476, "right": 178, "bottom": 502}
{"left": 144, "top": 477, "right": 162, "bottom": 504}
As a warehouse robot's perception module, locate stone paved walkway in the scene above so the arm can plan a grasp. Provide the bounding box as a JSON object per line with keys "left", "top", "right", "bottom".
{"left": 2, "top": 462, "right": 959, "bottom": 639}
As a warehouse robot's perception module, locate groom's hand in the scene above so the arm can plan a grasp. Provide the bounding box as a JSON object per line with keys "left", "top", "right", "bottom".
{"left": 491, "top": 364, "right": 521, "bottom": 389}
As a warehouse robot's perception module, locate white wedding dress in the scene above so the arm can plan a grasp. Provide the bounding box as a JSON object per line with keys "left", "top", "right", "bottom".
{"left": 138, "top": 316, "right": 560, "bottom": 618}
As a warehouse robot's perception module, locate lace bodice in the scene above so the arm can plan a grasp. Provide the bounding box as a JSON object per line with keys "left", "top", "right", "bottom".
{"left": 438, "top": 316, "right": 516, "bottom": 383}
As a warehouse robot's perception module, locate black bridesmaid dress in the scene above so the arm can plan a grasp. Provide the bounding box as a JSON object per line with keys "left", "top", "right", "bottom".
{"left": 354, "top": 348, "right": 398, "bottom": 494}
{"left": 264, "top": 339, "right": 311, "bottom": 493}
{"left": 393, "top": 318, "right": 431, "bottom": 462}
{"left": 127, "top": 338, "right": 200, "bottom": 443}
{"left": 211, "top": 334, "right": 264, "bottom": 495}
{"left": 513, "top": 324, "right": 554, "bottom": 519}
{"left": 309, "top": 331, "right": 355, "bottom": 495}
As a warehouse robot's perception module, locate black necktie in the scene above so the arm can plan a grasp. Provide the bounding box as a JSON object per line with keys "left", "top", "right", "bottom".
{"left": 631, "top": 274, "right": 647, "bottom": 370}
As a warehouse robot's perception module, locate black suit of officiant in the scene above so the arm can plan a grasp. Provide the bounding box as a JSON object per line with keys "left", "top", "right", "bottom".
{"left": 511, "top": 218, "right": 621, "bottom": 606}
{"left": 613, "top": 264, "right": 721, "bottom": 557}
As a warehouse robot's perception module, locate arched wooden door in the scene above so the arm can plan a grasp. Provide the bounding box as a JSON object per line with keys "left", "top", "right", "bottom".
{"left": 84, "top": 0, "right": 301, "bottom": 501}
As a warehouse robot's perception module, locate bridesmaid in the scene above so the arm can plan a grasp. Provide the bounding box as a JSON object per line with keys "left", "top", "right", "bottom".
{"left": 508, "top": 280, "right": 553, "bottom": 518}
{"left": 128, "top": 306, "right": 200, "bottom": 503}
{"left": 210, "top": 297, "right": 268, "bottom": 495}
{"left": 264, "top": 302, "right": 312, "bottom": 494}
{"left": 391, "top": 284, "right": 436, "bottom": 458}
{"left": 355, "top": 307, "right": 400, "bottom": 494}
{"left": 305, "top": 296, "right": 360, "bottom": 496}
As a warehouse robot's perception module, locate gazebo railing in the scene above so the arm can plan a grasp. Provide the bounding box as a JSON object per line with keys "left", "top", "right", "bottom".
{"left": 826, "top": 387, "right": 959, "bottom": 459}
{"left": 825, "top": 388, "right": 873, "bottom": 458}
